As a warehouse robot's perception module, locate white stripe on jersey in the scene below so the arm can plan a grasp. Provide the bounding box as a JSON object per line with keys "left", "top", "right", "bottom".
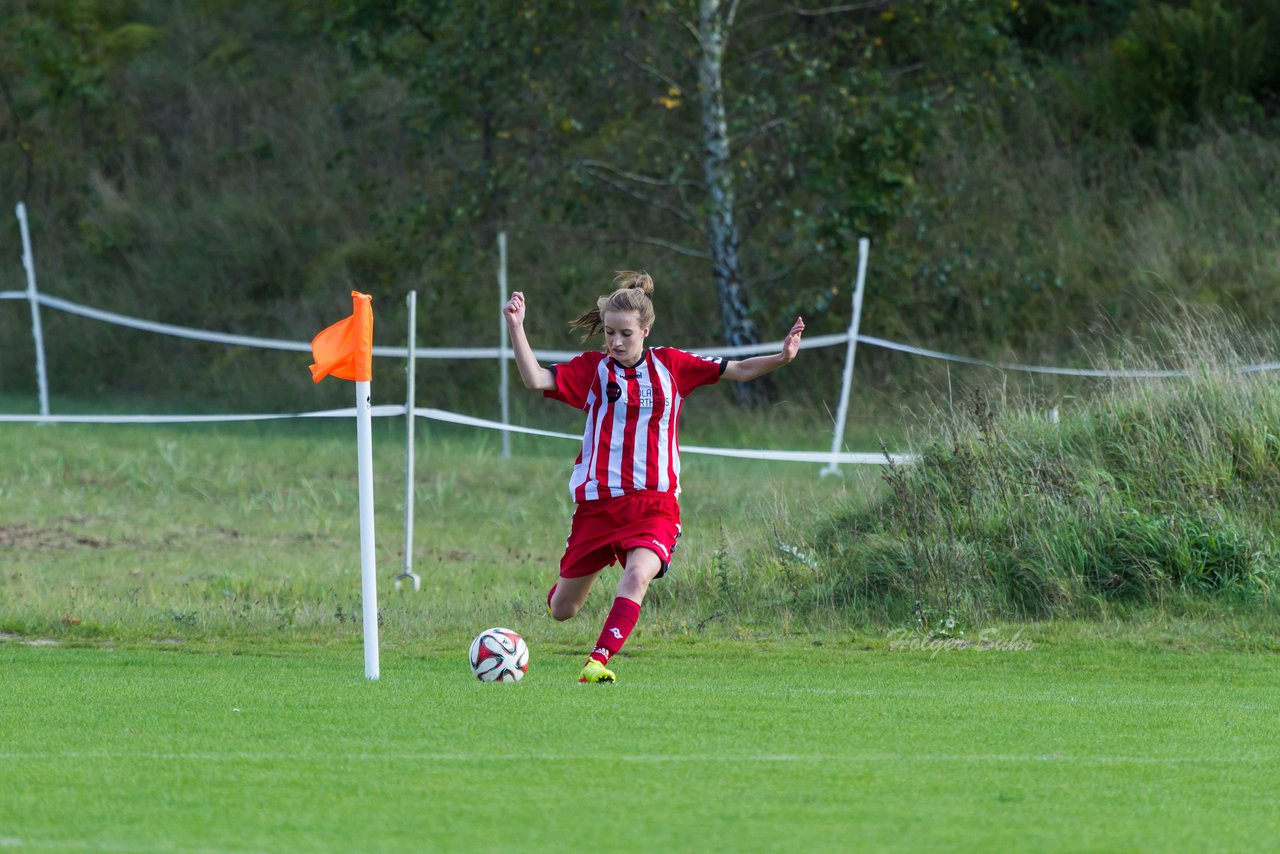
{"left": 588, "top": 358, "right": 613, "bottom": 500}
{"left": 606, "top": 360, "right": 628, "bottom": 496}
{"left": 670, "top": 386, "right": 684, "bottom": 491}
{"left": 572, "top": 361, "right": 612, "bottom": 501}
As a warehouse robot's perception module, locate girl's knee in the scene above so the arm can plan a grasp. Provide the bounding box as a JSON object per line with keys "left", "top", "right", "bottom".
{"left": 550, "top": 601, "right": 579, "bottom": 622}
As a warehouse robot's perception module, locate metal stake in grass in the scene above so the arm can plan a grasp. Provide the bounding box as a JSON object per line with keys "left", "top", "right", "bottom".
{"left": 821, "top": 236, "right": 870, "bottom": 478}
{"left": 397, "top": 289, "right": 421, "bottom": 593}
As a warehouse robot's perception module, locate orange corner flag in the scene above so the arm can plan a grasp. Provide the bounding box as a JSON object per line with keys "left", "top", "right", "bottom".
{"left": 310, "top": 291, "right": 374, "bottom": 383}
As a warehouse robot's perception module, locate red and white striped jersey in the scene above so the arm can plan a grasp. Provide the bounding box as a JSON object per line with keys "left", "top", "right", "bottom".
{"left": 544, "top": 347, "right": 726, "bottom": 502}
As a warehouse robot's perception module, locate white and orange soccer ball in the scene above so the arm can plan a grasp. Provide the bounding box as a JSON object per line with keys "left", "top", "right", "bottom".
{"left": 468, "top": 627, "right": 529, "bottom": 682}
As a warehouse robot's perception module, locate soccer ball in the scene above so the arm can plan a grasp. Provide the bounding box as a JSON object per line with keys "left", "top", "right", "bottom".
{"left": 468, "top": 627, "right": 529, "bottom": 682}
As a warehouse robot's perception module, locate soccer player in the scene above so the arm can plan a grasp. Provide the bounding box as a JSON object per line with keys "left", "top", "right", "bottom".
{"left": 503, "top": 272, "right": 805, "bottom": 683}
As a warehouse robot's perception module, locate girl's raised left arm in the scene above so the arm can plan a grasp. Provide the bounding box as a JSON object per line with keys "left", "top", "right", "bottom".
{"left": 722, "top": 316, "right": 804, "bottom": 382}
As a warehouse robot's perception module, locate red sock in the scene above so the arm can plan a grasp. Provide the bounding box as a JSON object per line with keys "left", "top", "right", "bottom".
{"left": 589, "top": 597, "right": 641, "bottom": 665}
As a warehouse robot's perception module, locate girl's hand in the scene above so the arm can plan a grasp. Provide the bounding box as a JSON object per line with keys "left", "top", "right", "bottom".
{"left": 722, "top": 316, "right": 806, "bottom": 382}
{"left": 503, "top": 291, "right": 526, "bottom": 325}
{"left": 781, "top": 316, "right": 805, "bottom": 363}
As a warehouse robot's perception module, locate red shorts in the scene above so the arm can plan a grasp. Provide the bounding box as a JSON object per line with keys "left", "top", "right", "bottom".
{"left": 559, "top": 491, "right": 682, "bottom": 579}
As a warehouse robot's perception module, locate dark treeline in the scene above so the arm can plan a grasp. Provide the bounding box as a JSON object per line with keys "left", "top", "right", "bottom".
{"left": 2, "top": 0, "right": 1279, "bottom": 412}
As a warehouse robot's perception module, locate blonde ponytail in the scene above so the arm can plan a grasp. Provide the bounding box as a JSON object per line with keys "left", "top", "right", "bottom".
{"left": 568, "top": 270, "right": 657, "bottom": 341}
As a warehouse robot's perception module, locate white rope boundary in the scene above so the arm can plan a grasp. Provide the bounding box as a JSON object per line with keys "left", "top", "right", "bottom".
{"left": 412, "top": 407, "right": 911, "bottom": 464}
{"left": 8, "top": 287, "right": 1279, "bottom": 465}
{"left": 8, "top": 289, "right": 844, "bottom": 362}
{"left": 0, "top": 405, "right": 406, "bottom": 424}
{"left": 10, "top": 289, "right": 1276, "bottom": 377}
{"left": 0, "top": 406, "right": 914, "bottom": 465}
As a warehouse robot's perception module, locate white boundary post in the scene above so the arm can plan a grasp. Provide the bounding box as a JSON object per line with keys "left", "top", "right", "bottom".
{"left": 395, "top": 291, "right": 421, "bottom": 592}
{"left": 820, "top": 237, "right": 871, "bottom": 478}
{"left": 16, "top": 203, "right": 50, "bottom": 419}
{"left": 356, "top": 379, "right": 380, "bottom": 680}
{"left": 497, "top": 231, "right": 511, "bottom": 458}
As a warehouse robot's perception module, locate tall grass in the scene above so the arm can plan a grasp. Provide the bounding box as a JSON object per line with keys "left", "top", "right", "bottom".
{"left": 818, "top": 317, "right": 1280, "bottom": 629}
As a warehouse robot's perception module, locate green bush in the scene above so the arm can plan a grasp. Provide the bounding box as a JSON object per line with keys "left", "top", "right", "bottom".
{"left": 1082, "top": 1, "right": 1269, "bottom": 143}
{"left": 815, "top": 346, "right": 1280, "bottom": 625}
{"left": 1087, "top": 508, "right": 1259, "bottom": 596}
{"left": 1012, "top": 0, "right": 1138, "bottom": 53}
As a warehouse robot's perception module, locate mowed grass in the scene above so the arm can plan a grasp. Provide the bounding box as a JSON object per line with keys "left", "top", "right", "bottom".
{"left": 2, "top": 640, "right": 1278, "bottom": 852}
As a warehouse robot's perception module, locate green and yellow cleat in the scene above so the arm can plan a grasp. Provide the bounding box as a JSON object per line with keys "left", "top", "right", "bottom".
{"left": 578, "top": 659, "right": 616, "bottom": 684}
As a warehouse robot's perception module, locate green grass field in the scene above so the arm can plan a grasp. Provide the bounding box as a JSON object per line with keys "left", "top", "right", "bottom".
{"left": 2, "top": 419, "right": 1279, "bottom": 851}
{"left": 4, "top": 640, "right": 1278, "bottom": 851}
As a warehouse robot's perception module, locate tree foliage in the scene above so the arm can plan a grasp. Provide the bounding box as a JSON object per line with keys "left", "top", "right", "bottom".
{"left": 324, "top": 0, "right": 1027, "bottom": 345}
{"left": 0, "top": 0, "right": 162, "bottom": 198}
{"left": 1, "top": 1, "right": 1278, "bottom": 410}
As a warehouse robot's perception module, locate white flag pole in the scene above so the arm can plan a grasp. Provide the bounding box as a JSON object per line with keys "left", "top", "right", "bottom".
{"left": 497, "top": 231, "right": 511, "bottom": 459}
{"left": 355, "top": 379, "right": 380, "bottom": 680}
{"left": 820, "top": 237, "right": 870, "bottom": 478}
{"left": 16, "top": 203, "right": 51, "bottom": 420}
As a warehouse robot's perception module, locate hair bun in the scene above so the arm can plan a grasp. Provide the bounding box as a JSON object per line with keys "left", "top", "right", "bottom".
{"left": 614, "top": 270, "right": 654, "bottom": 296}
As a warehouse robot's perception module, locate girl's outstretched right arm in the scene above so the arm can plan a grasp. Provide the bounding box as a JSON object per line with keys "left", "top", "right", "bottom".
{"left": 503, "top": 291, "right": 556, "bottom": 391}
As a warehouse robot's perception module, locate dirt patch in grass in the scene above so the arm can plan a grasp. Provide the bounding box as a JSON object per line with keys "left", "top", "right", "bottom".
{"left": 0, "top": 522, "right": 108, "bottom": 550}
{"left": 0, "top": 632, "right": 59, "bottom": 646}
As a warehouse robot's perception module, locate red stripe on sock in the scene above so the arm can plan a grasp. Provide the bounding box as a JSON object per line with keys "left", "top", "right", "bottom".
{"left": 589, "top": 597, "right": 642, "bottom": 665}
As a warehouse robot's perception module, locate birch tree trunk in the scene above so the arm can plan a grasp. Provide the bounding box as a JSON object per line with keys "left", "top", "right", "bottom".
{"left": 698, "top": 0, "right": 761, "bottom": 406}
